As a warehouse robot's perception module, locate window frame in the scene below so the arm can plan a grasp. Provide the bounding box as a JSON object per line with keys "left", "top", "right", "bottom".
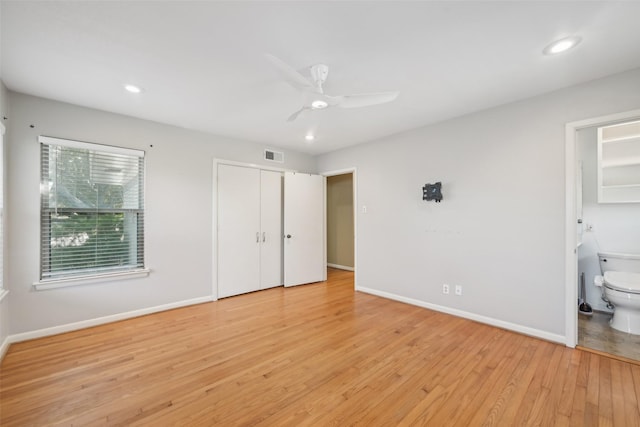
{"left": 36, "top": 136, "right": 148, "bottom": 289}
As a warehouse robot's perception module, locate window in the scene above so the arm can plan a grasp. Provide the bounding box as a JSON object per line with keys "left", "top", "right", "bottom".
{"left": 39, "top": 136, "right": 145, "bottom": 282}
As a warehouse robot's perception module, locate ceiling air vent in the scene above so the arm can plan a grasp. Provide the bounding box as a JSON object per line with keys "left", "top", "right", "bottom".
{"left": 264, "top": 149, "right": 284, "bottom": 163}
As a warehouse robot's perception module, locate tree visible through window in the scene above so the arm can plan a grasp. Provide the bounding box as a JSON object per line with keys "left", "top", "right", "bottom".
{"left": 40, "top": 137, "right": 145, "bottom": 280}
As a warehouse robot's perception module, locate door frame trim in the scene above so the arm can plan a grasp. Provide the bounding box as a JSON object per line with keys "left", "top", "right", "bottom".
{"left": 564, "top": 108, "right": 640, "bottom": 348}
{"left": 320, "top": 167, "right": 358, "bottom": 289}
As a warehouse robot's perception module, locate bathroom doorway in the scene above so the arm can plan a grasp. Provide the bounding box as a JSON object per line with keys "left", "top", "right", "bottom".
{"left": 567, "top": 110, "right": 640, "bottom": 362}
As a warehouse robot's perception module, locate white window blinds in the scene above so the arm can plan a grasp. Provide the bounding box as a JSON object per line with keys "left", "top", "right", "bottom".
{"left": 39, "top": 136, "right": 145, "bottom": 280}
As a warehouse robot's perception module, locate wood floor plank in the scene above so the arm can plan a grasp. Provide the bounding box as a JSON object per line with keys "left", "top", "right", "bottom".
{"left": 541, "top": 348, "right": 577, "bottom": 426}
{"left": 422, "top": 331, "right": 524, "bottom": 426}
{"left": 623, "top": 363, "right": 640, "bottom": 427}
{"left": 395, "top": 328, "right": 519, "bottom": 426}
{"left": 508, "top": 342, "right": 557, "bottom": 425}
{"left": 585, "top": 350, "right": 601, "bottom": 426}
{"left": 571, "top": 351, "right": 590, "bottom": 425}
{"left": 598, "top": 356, "right": 614, "bottom": 427}
{"left": 610, "top": 360, "right": 625, "bottom": 427}
{"left": 387, "top": 329, "right": 499, "bottom": 424}
{"left": 2, "top": 268, "right": 640, "bottom": 426}
{"left": 556, "top": 349, "right": 581, "bottom": 418}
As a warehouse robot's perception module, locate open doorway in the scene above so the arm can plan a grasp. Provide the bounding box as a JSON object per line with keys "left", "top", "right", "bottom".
{"left": 566, "top": 109, "right": 640, "bottom": 362}
{"left": 323, "top": 168, "right": 356, "bottom": 287}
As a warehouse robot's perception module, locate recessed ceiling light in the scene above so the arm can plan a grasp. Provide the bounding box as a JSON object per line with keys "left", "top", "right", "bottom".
{"left": 543, "top": 36, "right": 581, "bottom": 55}
{"left": 311, "top": 99, "right": 328, "bottom": 109}
{"left": 124, "top": 84, "right": 143, "bottom": 94}
{"left": 305, "top": 134, "right": 315, "bottom": 141}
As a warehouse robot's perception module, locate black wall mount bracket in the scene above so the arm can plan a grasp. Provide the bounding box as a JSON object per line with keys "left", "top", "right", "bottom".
{"left": 422, "top": 182, "right": 443, "bottom": 202}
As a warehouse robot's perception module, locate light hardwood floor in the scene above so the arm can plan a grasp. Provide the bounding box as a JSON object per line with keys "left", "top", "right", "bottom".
{"left": 2, "top": 269, "right": 640, "bottom": 426}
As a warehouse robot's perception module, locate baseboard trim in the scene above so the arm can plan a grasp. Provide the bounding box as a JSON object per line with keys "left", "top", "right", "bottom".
{"left": 327, "top": 263, "right": 355, "bottom": 272}
{"left": 356, "top": 286, "right": 566, "bottom": 345}
{"left": 3, "top": 296, "right": 213, "bottom": 354}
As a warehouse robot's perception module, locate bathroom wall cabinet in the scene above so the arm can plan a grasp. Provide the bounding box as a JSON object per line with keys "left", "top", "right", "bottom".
{"left": 597, "top": 120, "right": 640, "bottom": 203}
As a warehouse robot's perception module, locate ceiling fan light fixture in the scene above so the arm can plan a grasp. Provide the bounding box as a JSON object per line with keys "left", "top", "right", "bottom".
{"left": 124, "top": 84, "right": 143, "bottom": 94}
{"left": 311, "top": 99, "right": 328, "bottom": 109}
{"left": 543, "top": 36, "right": 581, "bottom": 55}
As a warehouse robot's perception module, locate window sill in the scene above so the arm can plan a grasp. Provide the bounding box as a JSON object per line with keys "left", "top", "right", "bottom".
{"left": 33, "top": 269, "right": 151, "bottom": 291}
{"left": 0, "top": 289, "right": 8, "bottom": 303}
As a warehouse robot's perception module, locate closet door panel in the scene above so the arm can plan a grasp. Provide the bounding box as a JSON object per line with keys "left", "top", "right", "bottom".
{"left": 260, "top": 170, "right": 282, "bottom": 289}
{"left": 218, "top": 164, "right": 261, "bottom": 298}
{"left": 284, "top": 172, "right": 325, "bottom": 287}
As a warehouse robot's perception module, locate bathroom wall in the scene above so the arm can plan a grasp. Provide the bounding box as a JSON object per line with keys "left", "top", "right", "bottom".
{"left": 577, "top": 124, "right": 640, "bottom": 311}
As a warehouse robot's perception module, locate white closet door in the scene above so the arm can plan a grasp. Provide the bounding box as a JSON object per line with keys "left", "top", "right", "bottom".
{"left": 284, "top": 172, "right": 325, "bottom": 287}
{"left": 260, "top": 170, "right": 283, "bottom": 289}
{"left": 218, "top": 164, "right": 261, "bottom": 298}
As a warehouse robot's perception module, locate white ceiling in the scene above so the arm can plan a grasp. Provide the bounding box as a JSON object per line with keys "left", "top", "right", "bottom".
{"left": 2, "top": 1, "right": 640, "bottom": 155}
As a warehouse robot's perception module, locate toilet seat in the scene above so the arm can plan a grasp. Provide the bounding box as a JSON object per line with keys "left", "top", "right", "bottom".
{"left": 603, "top": 271, "right": 640, "bottom": 294}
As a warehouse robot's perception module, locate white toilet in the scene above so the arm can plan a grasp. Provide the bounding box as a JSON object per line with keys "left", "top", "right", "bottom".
{"left": 594, "top": 252, "right": 640, "bottom": 335}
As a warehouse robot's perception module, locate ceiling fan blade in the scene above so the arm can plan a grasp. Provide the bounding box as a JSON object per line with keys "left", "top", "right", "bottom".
{"left": 265, "top": 53, "right": 314, "bottom": 91}
{"left": 287, "top": 106, "right": 309, "bottom": 122}
{"left": 333, "top": 91, "right": 399, "bottom": 109}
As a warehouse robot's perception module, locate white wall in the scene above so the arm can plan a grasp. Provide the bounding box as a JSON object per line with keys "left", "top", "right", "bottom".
{"left": 577, "top": 125, "right": 640, "bottom": 311}
{"left": 317, "top": 68, "right": 640, "bottom": 340}
{"left": 6, "top": 92, "right": 316, "bottom": 335}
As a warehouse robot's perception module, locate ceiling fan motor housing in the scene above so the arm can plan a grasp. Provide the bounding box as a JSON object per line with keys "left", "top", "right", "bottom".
{"left": 310, "top": 64, "right": 329, "bottom": 88}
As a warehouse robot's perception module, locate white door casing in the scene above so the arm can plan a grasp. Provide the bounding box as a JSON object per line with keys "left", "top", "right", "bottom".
{"left": 284, "top": 172, "right": 325, "bottom": 287}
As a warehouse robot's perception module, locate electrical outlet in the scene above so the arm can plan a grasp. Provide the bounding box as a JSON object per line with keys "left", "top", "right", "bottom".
{"left": 442, "top": 284, "right": 450, "bottom": 294}
{"left": 455, "top": 285, "right": 462, "bottom": 296}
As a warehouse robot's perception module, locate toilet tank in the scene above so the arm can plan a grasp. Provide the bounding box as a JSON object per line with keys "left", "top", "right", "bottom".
{"left": 598, "top": 252, "right": 640, "bottom": 273}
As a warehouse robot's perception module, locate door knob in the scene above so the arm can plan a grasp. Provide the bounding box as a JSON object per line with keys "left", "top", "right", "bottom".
{"left": 286, "top": 234, "right": 292, "bottom": 239}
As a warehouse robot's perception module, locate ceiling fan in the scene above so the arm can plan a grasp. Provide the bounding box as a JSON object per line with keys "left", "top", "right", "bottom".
{"left": 266, "top": 54, "right": 399, "bottom": 122}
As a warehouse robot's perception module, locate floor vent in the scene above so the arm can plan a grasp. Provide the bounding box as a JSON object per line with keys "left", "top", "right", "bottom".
{"left": 264, "top": 149, "right": 284, "bottom": 163}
